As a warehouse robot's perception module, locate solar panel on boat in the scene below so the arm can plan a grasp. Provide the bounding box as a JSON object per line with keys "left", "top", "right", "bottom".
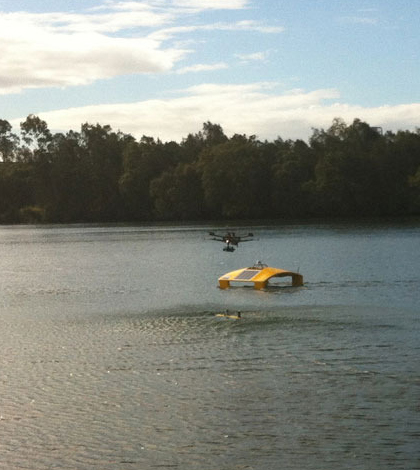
{"left": 234, "top": 269, "right": 259, "bottom": 281}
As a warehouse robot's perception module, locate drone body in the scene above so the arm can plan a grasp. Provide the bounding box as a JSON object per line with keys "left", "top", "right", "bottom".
{"left": 209, "top": 231, "right": 254, "bottom": 252}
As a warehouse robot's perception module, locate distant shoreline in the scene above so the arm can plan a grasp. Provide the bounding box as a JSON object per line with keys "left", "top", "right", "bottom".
{"left": 1, "top": 117, "right": 419, "bottom": 224}
{"left": 1, "top": 215, "right": 419, "bottom": 228}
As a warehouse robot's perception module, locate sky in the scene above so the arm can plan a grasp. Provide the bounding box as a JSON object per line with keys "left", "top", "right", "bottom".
{"left": 0, "top": 0, "right": 419, "bottom": 142}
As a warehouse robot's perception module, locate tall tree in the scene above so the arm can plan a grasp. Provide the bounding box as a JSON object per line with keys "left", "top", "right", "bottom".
{"left": 20, "top": 114, "right": 53, "bottom": 161}
{"left": 48, "top": 131, "right": 92, "bottom": 222}
{"left": 150, "top": 163, "right": 204, "bottom": 220}
{"left": 17, "top": 115, "right": 54, "bottom": 214}
{"left": 271, "top": 139, "right": 316, "bottom": 217}
{"left": 0, "top": 163, "right": 34, "bottom": 222}
{"left": 202, "top": 121, "right": 228, "bottom": 147}
{"left": 200, "top": 134, "right": 270, "bottom": 218}
{"left": 80, "top": 123, "right": 128, "bottom": 221}
{"left": 309, "top": 118, "right": 385, "bottom": 216}
{"left": 119, "top": 137, "right": 175, "bottom": 220}
{"left": 0, "top": 120, "right": 18, "bottom": 162}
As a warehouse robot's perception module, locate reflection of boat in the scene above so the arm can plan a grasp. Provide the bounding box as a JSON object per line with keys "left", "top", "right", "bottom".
{"left": 218, "top": 261, "right": 303, "bottom": 290}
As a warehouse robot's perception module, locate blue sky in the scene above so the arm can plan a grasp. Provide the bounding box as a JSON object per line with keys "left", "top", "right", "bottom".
{"left": 0, "top": 0, "right": 418, "bottom": 141}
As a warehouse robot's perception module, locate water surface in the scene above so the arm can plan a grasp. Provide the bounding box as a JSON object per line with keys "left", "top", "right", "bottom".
{"left": 0, "top": 222, "right": 419, "bottom": 469}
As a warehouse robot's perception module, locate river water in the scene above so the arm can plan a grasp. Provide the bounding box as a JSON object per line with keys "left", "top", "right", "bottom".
{"left": 0, "top": 221, "right": 419, "bottom": 469}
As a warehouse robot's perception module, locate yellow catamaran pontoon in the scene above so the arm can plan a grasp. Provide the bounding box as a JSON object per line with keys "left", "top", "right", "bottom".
{"left": 218, "top": 261, "right": 303, "bottom": 290}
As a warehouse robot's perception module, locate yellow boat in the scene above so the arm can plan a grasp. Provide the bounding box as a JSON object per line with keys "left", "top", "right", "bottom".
{"left": 218, "top": 261, "right": 303, "bottom": 290}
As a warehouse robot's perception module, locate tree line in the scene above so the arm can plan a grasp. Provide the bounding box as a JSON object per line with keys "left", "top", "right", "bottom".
{"left": 0, "top": 115, "right": 419, "bottom": 223}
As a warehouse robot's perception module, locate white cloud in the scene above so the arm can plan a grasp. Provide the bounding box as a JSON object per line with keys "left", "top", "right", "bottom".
{"left": 0, "top": 25, "right": 184, "bottom": 93}
{"left": 231, "top": 20, "right": 284, "bottom": 33}
{"left": 13, "top": 84, "right": 419, "bottom": 142}
{"left": 175, "top": 62, "right": 228, "bottom": 74}
{"left": 3, "top": 8, "right": 170, "bottom": 34}
{"left": 339, "top": 16, "right": 378, "bottom": 25}
{"left": 0, "top": 2, "right": 280, "bottom": 94}
{"left": 149, "top": 21, "right": 284, "bottom": 41}
{"left": 235, "top": 51, "right": 269, "bottom": 63}
{"left": 103, "top": 0, "right": 249, "bottom": 10}
{"left": 0, "top": 7, "right": 182, "bottom": 94}
{"left": 169, "top": 0, "right": 250, "bottom": 10}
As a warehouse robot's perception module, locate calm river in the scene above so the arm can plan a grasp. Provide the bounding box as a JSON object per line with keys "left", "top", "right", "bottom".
{"left": 0, "top": 221, "right": 419, "bottom": 469}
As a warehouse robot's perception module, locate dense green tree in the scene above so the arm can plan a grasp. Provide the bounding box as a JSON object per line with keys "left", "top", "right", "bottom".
{"left": 79, "top": 123, "right": 128, "bottom": 221}
{"left": 119, "top": 140, "right": 152, "bottom": 220}
{"left": 271, "top": 139, "right": 316, "bottom": 217}
{"left": 180, "top": 132, "right": 205, "bottom": 164}
{"left": 17, "top": 115, "right": 55, "bottom": 214}
{"left": 200, "top": 134, "right": 271, "bottom": 218}
{"left": 0, "top": 115, "right": 419, "bottom": 223}
{"left": 119, "top": 137, "right": 177, "bottom": 220}
{"left": 0, "top": 120, "right": 18, "bottom": 162}
{"left": 0, "top": 162, "right": 34, "bottom": 222}
{"left": 379, "top": 129, "right": 420, "bottom": 214}
{"left": 309, "top": 119, "right": 387, "bottom": 216}
{"left": 202, "top": 121, "right": 228, "bottom": 147}
{"left": 20, "top": 114, "right": 53, "bottom": 161}
{"left": 150, "top": 163, "right": 204, "bottom": 220}
{"left": 47, "top": 131, "right": 92, "bottom": 222}
{"left": 408, "top": 164, "right": 420, "bottom": 213}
